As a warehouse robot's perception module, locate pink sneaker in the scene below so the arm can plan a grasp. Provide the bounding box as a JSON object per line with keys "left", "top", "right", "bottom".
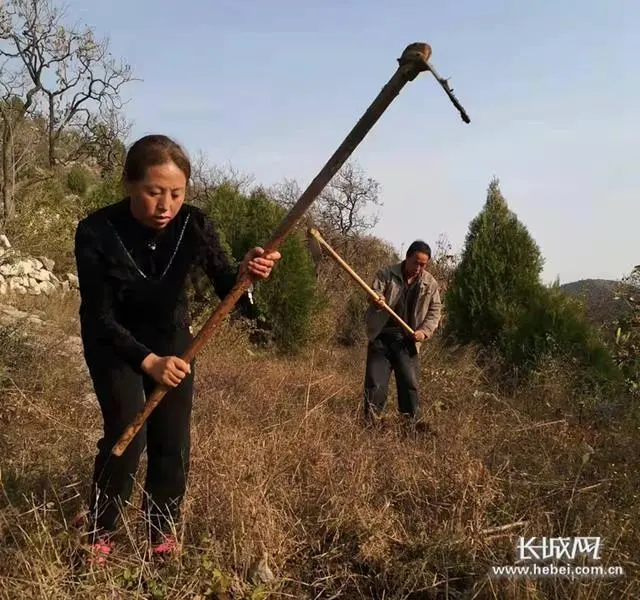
{"left": 88, "top": 536, "right": 114, "bottom": 565}
{"left": 151, "top": 534, "right": 180, "bottom": 558}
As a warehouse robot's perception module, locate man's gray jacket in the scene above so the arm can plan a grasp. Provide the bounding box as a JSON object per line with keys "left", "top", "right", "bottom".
{"left": 365, "top": 262, "right": 443, "bottom": 352}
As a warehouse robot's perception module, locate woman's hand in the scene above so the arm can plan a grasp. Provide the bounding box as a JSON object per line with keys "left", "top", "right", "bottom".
{"left": 141, "top": 353, "right": 191, "bottom": 387}
{"left": 239, "top": 247, "right": 281, "bottom": 281}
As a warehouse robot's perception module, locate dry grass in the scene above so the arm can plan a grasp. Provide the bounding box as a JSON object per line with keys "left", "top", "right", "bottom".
{"left": 0, "top": 303, "right": 638, "bottom": 599}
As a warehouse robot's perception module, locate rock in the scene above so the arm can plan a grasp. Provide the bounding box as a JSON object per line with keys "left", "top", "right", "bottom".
{"left": 0, "top": 305, "right": 25, "bottom": 319}
{"left": 8, "top": 277, "right": 27, "bottom": 295}
{"left": 33, "top": 269, "right": 50, "bottom": 283}
{"left": 248, "top": 552, "right": 275, "bottom": 585}
{"left": 0, "top": 237, "right": 73, "bottom": 298}
{"left": 39, "top": 257, "right": 55, "bottom": 271}
{"left": 0, "top": 264, "right": 19, "bottom": 277}
{"left": 37, "top": 281, "right": 56, "bottom": 296}
{"left": 15, "top": 261, "right": 34, "bottom": 276}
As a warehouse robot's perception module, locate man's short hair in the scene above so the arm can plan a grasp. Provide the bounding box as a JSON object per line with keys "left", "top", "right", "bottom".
{"left": 406, "top": 240, "right": 431, "bottom": 259}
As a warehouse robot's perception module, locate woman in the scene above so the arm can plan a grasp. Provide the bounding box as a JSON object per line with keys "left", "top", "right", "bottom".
{"left": 74, "top": 134, "right": 281, "bottom": 563}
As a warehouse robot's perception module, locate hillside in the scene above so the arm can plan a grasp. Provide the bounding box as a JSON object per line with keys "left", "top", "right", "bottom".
{"left": 559, "top": 279, "right": 637, "bottom": 327}
{"left": 0, "top": 1, "right": 638, "bottom": 597}
{"left": 0, "top": 290, "right": 638, "bottom": 599}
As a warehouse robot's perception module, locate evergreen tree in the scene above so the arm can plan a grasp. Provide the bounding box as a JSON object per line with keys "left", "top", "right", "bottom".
{"left": 445, "top": 177, "right": 619, "bottom": 386}
{"left": 235, "top": 188, "right": 318, "bottom": 354}
{"left": 444, "top": 177, "right": 543, "bottom": 346}
{"left": 199, "top": 184, "right": 318, "bottom": 354}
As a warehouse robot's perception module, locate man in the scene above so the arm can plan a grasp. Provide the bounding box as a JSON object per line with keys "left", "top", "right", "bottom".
{"left": 363, "top": 240, "right": 442, "bottom": 421}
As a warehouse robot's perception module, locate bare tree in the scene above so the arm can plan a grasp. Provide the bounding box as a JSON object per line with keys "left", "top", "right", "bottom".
{"left": 269, "top": 177, "right": 302, "bottom": 210}
{"left": 189, "top": 152, "right": 254, "bottom": 206}
{"left": 270, "top": 162, "right": 382, "bottom": 238}
{"left": 622, "top": 265, "right": 640, "bottom": 289}
{"left": 316, "top": 160, "right": 382, "bottom": 237}
{"left": 268, "top": 176, "right": 317, "bottom": 245}
{"left": 0, "top": 0, "right": 136, "bottom": 167}
{"left": 428, "top": 232, "right": 459, "bottom": 292}
{"left": 73, "top": 106, "right": 131, "bottom": 174}
{"left": 269, "top": 163, "right": 382, "bottom": 275}
{"left": 0, "top": 68, "right": 23, "bottom": 220}
{"left": 188, "top": 152, "right": 215, "bottom": 206}
{"left": 0, "top": 47, "right": 42, "bottom": 220}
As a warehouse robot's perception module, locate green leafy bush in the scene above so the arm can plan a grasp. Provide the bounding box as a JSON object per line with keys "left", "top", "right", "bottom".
{"left": 610, "top": 272, "right": 640, "bottom": 396}
{"left": 66, "top": 165, "right": 92, "bottom": 195}
{"left": 83, "top": 174, "right": 123, "bottom": 215}
{"left": 6, "top": 175, "right": 81, "bottom": 270}
{"left": 499, "top": 284, "right": 620, "bottom": 388}
{"left": 335, "top": 292, "right": 369, "bottom": 347}
{"left": 201, "top": 185, "right": 318, "bottom": 354}
{"left": 445, "top": 178, "right": 619, "bottom": 387}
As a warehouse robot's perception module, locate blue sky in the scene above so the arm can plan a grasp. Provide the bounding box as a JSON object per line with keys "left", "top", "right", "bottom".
{"left": 64, "top": 0, "right": 637, "bottom": 284}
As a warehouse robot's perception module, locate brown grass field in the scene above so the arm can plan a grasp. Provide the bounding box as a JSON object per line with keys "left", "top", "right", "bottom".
{"left": 0, "top": 293, "right": 638, "bottom": 599}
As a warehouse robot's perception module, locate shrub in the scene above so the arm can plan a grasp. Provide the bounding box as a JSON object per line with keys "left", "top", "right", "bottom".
{"left": 335, "top": 292, "right": 369, "bottom": 347}
{"left": 83, "top": 174, "right": 123, "bottom": 215}
{"left": 65, "top": 165, "right": 92, "bottom": 195}
{"left": 445, "top": 177, "right": 619, "bottom": 388}
{"left": 312, "top": 233, "right": 399, "bottom": 347}
{"left": 445, "top": 177, "right": 543, "bottom": 347}
{"left": 610, "top": 272, "right": 640, "bottom": 397}
{"left": 6, "top": 176, "right": 81, "bottom": 270}
{"left": 499, "top": 284, "right": 621, "bottom": 389}
{"left": 201, "top": 185, "right": 318, "bottom": 354}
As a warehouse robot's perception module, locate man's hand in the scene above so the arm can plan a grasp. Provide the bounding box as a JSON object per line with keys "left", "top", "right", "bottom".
{"left": 412, "top": 330, "right": 426, "bottom": 343}
{"left": 141, "top": 353, "right": 191, "bottom": 387}
{"left": 240, "top": 247, "right": 282, "bottom": 281}
{"left": 372, "top": 293, "right": 386, "bottom": 309}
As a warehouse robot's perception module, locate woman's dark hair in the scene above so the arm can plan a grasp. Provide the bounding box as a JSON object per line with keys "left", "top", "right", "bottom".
{"left": 123, "top": 134, "right": 191, "bottom": 183}
{"left": 406, "top": 240, "right": 432, "bottom": 259}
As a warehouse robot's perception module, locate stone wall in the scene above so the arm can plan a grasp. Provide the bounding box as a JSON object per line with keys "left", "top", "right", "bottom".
{"left": 0, "top": 234, "right": 78, "bottom": 296}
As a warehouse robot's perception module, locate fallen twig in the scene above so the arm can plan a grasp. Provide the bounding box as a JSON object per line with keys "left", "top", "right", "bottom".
{"left": 513, "top": 419, "right": 567, "bottom": 433}
{"left": 480, "top": 520, "right": 528, "bottom": 536}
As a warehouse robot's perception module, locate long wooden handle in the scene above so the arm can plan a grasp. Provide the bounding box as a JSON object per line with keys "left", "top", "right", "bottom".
{"left": 112, "top": 42, "right": 468, "bottom": 457}
{"left": 307, "top": 228, "right": 415, "bottom": 336}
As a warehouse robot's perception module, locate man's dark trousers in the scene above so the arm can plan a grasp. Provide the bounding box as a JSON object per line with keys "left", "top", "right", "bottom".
{"left": 363, "top": 330, "right": 420, "bottom": 418}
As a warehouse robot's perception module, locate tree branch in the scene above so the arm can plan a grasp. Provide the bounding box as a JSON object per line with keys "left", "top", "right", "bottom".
{"left": 0, "top": 0, "right": 136, "bottom": 166}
